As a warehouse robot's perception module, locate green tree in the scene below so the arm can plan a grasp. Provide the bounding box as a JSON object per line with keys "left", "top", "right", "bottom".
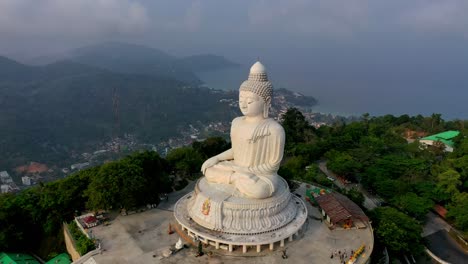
{"left": 76, "top": 236, "right": 96, "bottom": 255}
{"left": 343, "top": 188, "right": 365, "bottom": 207}
{"left": 192, "top": 137, "right": 230, "bottom": 159}
{"left": 325, "top": 150, "right": 361, "bottom": 179}
{"left": 370, "top": 207, "right": 423, "bottom": 255}
{"left": 0, "top": 194, "right": 32, "bottom": 250}
{"left": 392, "top": 192, "right": 433, "bottom": 220}
{"left": 125, "top": 151, "right": 172, "bottom": 203}
{"left": 85, "top": 160, "right": 145, "bottom": 210}
{"left": 281, "top": 108, "right": 315, "bottom": 150}
{"left": 446, "top": 193, "right": 468, "bottom": 231}
{"left": 166, "top": 147, "right": 203, "bottom": 177}
{"left": 290, "top": 143, "right": 322, "bottom": 162}
{"left": 278, "top": 156, "right": 307, "bottom": 182}
{"left": 435, "top": 169, "right": 461, "bottom": 201}
{"left": 300, "top": 164, "right": 333, "bottom": 187}
{"left": 413, "top": 181, "right": 437, "bottom": 201}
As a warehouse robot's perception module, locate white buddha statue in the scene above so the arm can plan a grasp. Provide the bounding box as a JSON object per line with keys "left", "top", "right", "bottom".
{"left": 201, "top": 61, "right": 285, "bottom": 199}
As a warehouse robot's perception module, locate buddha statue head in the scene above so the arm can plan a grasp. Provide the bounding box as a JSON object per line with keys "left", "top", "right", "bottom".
{"left": 239, "top": 61, "right": 273, "bottom": 118}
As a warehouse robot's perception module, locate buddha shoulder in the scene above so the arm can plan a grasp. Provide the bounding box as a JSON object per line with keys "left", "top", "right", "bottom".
{"left": 232, "top": 117, "right": 284, "bottom": 133}
{"left": 231, "top": 116, "right": 244, "bottom": 126}
{"left": 267, "top": 119, "right": 285, "bottom": 136}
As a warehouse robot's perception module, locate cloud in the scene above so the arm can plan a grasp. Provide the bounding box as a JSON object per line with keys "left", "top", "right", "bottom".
{"left": 399, "top": 0, "right": 468, "bottom": 37}
{"left": 0, "top": 0, "right": 150, "bottom": 38}
{"left": 153, "top": 0, "right": 203, "bottom": 32}
{"left": 247, "top": 0, "right": 370, "bottom": 38}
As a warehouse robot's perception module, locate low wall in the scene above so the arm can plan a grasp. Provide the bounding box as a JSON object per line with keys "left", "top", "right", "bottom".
{"left": 63, "top": 223, "right": 81, "bottom": 262}
{"left": 425, "top": 248, "right": 450, "bottom": 264}
{"left": 71, "top": 246, "right": 101, "bottom": 264}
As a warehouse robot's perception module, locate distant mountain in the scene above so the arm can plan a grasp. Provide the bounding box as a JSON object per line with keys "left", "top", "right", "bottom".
{"left": 0, "top": 56, "right": 37, "bottom": 82}
{"left": 26, "top": 42, "right": 239, "bottom": 84}
{"left": 69, "top": 42, "right": 195, "bottom": 80}
{"left": 0, "top": 56, "right": 107, "bottom": 84}
{"left": 275, "top": 88, "right": 318, "bottom": 108}
{"left": 177, "top": 54, "right": 239, "bottom": 72}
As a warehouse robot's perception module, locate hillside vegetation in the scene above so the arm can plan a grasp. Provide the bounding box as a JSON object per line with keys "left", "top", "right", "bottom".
{"left": 0, "top": 54, "right": 239, "bottom": 169}
{"left": 279, "top": 109, "right": 468, "bottom": 257}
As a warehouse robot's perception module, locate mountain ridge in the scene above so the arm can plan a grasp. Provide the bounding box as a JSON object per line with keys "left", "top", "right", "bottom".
{"left": 22, "top": 42, "right": 239, "bottom": 84}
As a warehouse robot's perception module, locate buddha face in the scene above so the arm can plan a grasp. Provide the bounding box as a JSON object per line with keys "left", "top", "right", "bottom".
{"left": 239, "top": 90, "right": 265, "bottom": 118}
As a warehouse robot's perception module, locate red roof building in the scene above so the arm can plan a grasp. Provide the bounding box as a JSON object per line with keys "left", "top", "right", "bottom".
{"left": 434, "top": 204, "right": 447, "bottom": 219}
{"left": 315, "top": 192, "right": 369, "bottom": 229}
{"left": 15, "top": 162, "right": 48, "bottom": 174}
{"left": 83, "top": 215, "right": 98, "bottom": 228}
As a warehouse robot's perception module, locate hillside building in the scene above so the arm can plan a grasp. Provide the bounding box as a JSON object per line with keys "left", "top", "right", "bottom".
{"left": 22, "top": 176, "right": 32, "bottom": 186}
{"left": 420, "top": 130, "right": 460, "bottom": 152}
{"left": 0, "top": 252, "right": 40, "bottom": 264}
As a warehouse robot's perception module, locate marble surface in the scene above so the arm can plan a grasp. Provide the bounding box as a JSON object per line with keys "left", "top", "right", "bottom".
{"left": 187, "top": 177, "right": 298, "bottom": 234}
{"left": 201, "top": 61, "right": 283, "bottom": 199}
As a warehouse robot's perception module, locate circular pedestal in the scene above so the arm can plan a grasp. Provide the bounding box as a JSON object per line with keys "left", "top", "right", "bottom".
{"left": 188, "top": 177, "right": 296, "bottom": 234}
{"left": 173, "top": 177, "right": 308, "bottom": 253}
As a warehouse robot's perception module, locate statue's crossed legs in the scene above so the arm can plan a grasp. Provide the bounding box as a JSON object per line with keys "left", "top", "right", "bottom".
{"left": 205, "top": 161, "right": 272, "bottom": 199}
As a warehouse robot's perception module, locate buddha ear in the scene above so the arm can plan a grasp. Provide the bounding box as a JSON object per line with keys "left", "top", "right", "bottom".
{"left": 263, "top": 96, "right": 271, "bottom": 118}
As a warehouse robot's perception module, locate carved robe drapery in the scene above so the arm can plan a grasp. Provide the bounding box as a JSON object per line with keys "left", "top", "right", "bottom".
{"left": 230, "top": 117, "right": 285, "bottom": 195}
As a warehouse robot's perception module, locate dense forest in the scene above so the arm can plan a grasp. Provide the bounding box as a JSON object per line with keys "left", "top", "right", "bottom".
{"left": 0, "top": 49, "right": 240, "bottom": 169}
{"left": 1, "top": 109, "right": 467, "bottom": 260}
{"left": 0, "top": 138, "right": 229, "bottom": 257}
{"left": 278, "top": 109, "right": 468, "bottom": 258}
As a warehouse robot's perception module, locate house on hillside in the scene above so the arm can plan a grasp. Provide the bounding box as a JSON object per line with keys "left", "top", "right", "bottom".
{"left": 22, "top": 176, "right": 32, "bottom": 186}
{"left": 1, "top": 184, "right": 11, "bottom": 194}
{"left": 0, "top": 171, "right": 19, "bottom": 193}
{"left": 0, "top": 171, "right": 12, "bottom": 183}
{"left": 70, "top": 162, "right": 90, "bottom": 171}
{"left": 419, "top": 130, "right": 460, "bottom": 152}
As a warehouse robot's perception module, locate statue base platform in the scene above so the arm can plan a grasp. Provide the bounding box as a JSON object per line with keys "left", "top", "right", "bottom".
{"left": 173, "top": 177, "right": 307, "bottom": 253}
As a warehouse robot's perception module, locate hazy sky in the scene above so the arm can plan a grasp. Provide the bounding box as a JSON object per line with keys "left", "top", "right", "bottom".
{"left": 1, "top": 0, "right": 467, "bottom": 118}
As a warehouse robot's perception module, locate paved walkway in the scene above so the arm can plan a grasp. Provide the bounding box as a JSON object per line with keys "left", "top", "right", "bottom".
{"left": 87, "top": 182, "right": 374, "bottom": 264}
{"left": 423, "top": 212, "right": 451, "bottom": 237}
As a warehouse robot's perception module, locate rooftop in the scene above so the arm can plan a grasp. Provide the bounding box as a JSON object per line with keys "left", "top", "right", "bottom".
{"left": 421, "top": 130, "right": 460, "bottom": 147}
{"left": 45, "top": 253, "right": 71, "bottom": 264}
{"left": 0, "top": 252, "right": 40, "bottom": 264}
{"left": 315, "top": 192, "right": 369, "bottom": 225}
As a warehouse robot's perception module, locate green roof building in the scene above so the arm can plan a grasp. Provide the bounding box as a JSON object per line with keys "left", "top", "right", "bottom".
{"left": 45, "top": 253, "right": 71, "bottom": 264}
{"left": 420, "top": 130, "right": 460, "bottom": 152}
{"left": 0, "top": 252, "right": 40, "bottom": 264}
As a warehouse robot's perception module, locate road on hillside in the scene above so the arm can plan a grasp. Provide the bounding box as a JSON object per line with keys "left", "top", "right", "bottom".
{"left": 423, "top": 212, "right": 468, "bottom": 264}
{"left": 318, "top": 161, "right": 379, "bottom": 210}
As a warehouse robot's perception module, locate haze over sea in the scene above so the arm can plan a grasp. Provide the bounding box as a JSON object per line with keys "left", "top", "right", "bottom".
{"left": 2, "top": 1, "right": 468, "bottom": 120}
{"left": 197, "top": 62, "right": 468, "bottom": 120}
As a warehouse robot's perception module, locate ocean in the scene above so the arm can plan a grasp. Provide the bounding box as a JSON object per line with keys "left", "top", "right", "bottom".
{"left": 196, "top": 66, "right": 467, "bottom": 120}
